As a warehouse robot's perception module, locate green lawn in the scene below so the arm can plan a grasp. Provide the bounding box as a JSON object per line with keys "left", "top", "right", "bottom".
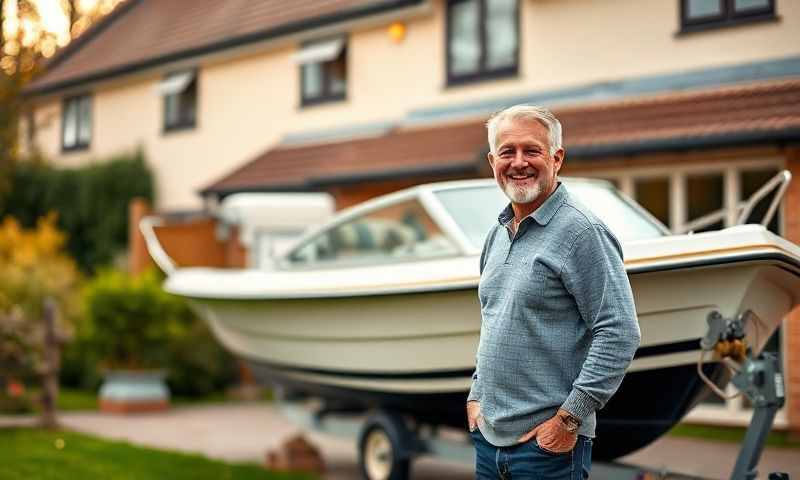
{"left": 56, "top": 388, "right": 98, "bottom": 411}
{"left": 0, "top": 428, "right": 315, "bottom": 480}
{"left": 28, "top": 387, "right": 271, "bottom": 413}
{"left": 670, "top": 423, "right": 800, "bottom": 449}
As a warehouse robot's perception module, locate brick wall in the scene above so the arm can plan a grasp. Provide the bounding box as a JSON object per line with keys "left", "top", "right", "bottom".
{"left": 785, "top": 148, "right": 800, "bottom": 436}
{"left": 128, "top": 198, "right": 154, "bottom": 275}
{"left": 128, "top": 197, "right": 251, "bottom": 272}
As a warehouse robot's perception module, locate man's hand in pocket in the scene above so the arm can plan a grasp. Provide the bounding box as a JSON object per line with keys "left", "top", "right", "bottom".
{"left": 466, "top": 401, "right": 481, "bottom": 431}
{"left": 517, "top": 409, "right": 578, "bottom": 453}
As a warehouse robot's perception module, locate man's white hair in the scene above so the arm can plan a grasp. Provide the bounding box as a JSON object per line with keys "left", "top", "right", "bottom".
{"left": 486, "top": 105, "right": 563, "bottom": 155}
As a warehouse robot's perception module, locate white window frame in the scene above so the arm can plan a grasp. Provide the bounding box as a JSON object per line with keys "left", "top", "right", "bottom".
{"left": 582, "top": 156, "right": 788, "bottom": 428}
{"left": 297, "top": 37, "right": 348, "bottom": 107}
{"left": 159, "top": 70, "right": 198, "bottom": 132}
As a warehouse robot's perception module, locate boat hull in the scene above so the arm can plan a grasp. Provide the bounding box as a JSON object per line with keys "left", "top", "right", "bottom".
{"left": 186, "top": 259, "right": 799, "bottom": 459}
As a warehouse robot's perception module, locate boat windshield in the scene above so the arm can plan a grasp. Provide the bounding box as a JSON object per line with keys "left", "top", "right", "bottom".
{"left": 284, "top": 198, "right": 461, "bottom": 268}
{"left": 434, "top": 180, "right": 667, "bottom": 250}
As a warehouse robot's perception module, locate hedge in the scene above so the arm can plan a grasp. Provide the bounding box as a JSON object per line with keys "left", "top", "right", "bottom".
{"left": 0, "top": 150, "right": 154, "bottom": 273}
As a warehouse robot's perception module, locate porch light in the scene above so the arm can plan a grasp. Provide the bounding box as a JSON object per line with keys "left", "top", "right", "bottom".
{"left": 388, "top": 22, "right": 406, "bottom": 43}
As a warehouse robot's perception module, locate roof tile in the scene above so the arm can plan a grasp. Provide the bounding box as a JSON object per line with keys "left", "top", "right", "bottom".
{"left": 27, "top": 0, "right": 421, "bottom": 94}
{"left": 203, "top": 79, "right": 800, "bottom": 194}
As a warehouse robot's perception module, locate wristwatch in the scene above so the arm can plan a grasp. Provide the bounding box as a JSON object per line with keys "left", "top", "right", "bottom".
{"left": 557, "top": 409, "right": 581, "bottom": 434}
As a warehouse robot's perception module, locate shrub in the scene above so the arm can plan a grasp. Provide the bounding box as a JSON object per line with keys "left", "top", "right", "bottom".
{"left": 82, "top": 269, "right": 181, "bottom": 370}
{"left": 0, "top": 214, "right": 81, "bottom": 417}
{"left": 76, "top": 269, "right": 237, "bottom": 396}
{"left": 0, "top": 392, "right": 33, "bottom": 414}
{"left": 0, "top": 150, "right": 154, "bottom": 273}
{"left": 164, "top": 320, "right": 238, "bottom": 397}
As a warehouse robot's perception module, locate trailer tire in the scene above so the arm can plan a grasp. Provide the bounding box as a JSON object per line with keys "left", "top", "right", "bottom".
{"left": 358, "top": 412, "right": 413, "bottom": 480}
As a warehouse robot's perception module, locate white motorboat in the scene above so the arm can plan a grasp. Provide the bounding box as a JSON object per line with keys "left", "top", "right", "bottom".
{"left": 142, "top": 174, "right": 800, "bottom": 461}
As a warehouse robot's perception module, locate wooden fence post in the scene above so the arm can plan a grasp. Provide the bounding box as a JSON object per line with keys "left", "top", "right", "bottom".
{"left": 40, "top": 297, "right": 60, "bottom": 429}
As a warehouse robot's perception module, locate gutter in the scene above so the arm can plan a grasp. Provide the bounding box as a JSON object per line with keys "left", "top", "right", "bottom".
{"left": 568, "top": 128, "right": 800, "bottom": 160}
{"left": 200, "top": 161, "right": 479, "bottom": 198}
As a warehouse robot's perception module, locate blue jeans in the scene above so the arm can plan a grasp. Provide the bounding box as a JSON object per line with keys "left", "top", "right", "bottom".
{"left": 470, "top": 428, "right": 592, "bottom": 480}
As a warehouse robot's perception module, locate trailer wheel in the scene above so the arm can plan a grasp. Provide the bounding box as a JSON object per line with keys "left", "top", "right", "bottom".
{"left": 358, "top": 412, "right": 412, "bottom": 480}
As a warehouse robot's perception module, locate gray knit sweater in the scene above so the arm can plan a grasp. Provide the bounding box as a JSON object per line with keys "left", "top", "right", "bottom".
{"left": 468, "top": 183, "right": 640, "bottom": 446}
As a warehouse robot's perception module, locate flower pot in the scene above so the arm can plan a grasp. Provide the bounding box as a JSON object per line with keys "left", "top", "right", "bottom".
{"left": 98, "top": 370, "right": 170, "bottom": 414}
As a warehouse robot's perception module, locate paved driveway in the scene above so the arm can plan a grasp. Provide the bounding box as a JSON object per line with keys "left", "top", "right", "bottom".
{"left": 6, "top": 403, "right": 799, "bottom": 479}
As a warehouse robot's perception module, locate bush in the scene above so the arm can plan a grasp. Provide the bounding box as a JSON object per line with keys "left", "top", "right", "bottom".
{"left": 0, "top": 392, "right": 33, "bottom": 414}
{"left": 0, "top": 150, "right": 154, "bottom": 273}
{"left": 73, "top": 269, "right": 237, "bottom": 397}
{"left": 83, "top": 269, "right": 183, "bottom": 369}
{"left": 0, "top": 214, "right": 81, "bottom": 417}
{"left": 165, "top": 320, "right": 238, "bottom": 397}
{"left": 60, "top": 336, "right": 102, "bottom": 391}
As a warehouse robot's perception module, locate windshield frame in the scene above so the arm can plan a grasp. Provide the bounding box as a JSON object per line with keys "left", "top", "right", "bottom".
{"left": 428, "top": 177, "right": 671, "bottom": 253}
{"left": 276, "top": 187, "right": 472, "bottom": 270}
{"left": 278, "top": 177, "right": 672, "bottom": 269}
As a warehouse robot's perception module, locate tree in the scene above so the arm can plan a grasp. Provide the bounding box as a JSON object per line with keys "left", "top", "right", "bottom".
{"left": 0, "top": 0, "right": 126, "bottom": 199}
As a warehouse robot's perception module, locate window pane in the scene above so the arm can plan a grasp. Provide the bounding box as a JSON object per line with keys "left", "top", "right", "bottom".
{"left": 326, "top": 51, "right": 347, "bottom": 95}
{"left": 741, "top": 169, "right": 781, "bottom": 234}
{"left": 449, "top": 0, "right": 481, "bottom": 76}
{"left": 287, "top": 200, "right": 458, "bottom": 266}
{"left": 78, "top": 96, "right": 91, "bottom": 144}
{"left": 485, "top": 0, "right": 517, "bottom": 70}
{"left": 302, "top": 62, "right": 324, "bottom": 99}
{"left": 563, "top": 181, "right": 667, "bottom": 241}
{"left": 734, "top": 0, "right": 770, "bottom": 11}
{"left": 634, "top": 178, "right": 670, "bottom": 228}
{"left": 179, "top": 80, "right": 197, "bottom": 124}
{"left": 62, "top": 99, "right": 78, "bottom": 148}
{"left": 686, "top": 0, "right": 723, "bottom": 18}
{"left": 687, "top": 173, "right": 724, "bottom": 232}
{"left": 165, "top": 94, "right": 180, "bottom": 127}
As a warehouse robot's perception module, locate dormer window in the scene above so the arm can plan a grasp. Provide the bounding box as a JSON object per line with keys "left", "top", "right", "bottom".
{"left": 159, "top": 70, "right": 197, "bottom": 132}
{"left": 295, "top": 37, "right": 347, "bottom": 107}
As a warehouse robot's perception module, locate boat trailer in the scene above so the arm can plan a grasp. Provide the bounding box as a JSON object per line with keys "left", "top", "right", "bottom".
{"left": 274, "top": 310, "right": 790, "bottom": 480}
{"left": 699, "top": 310, "right": 790, "bottom": 480}
{"left": 277, "top": 396, "right": 708, "bottom": 480}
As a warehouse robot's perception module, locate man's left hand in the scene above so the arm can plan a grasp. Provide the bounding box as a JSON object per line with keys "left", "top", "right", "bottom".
{"left": 517, "top": 409, "right": 578, "bottom": 454}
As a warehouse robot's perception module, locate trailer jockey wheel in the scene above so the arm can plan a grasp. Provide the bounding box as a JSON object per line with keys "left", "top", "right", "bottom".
{"left": 358, "top": 412, "right": 412, "bottom": 480}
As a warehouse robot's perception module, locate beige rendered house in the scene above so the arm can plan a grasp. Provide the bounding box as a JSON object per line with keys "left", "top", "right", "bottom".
{"left": 22, "top": 0, "right": 800, "bottom": 435}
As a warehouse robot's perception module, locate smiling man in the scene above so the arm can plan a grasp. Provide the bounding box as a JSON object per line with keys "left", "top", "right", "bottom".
{"left": 466, "top": 105, "right": 641, "bottom": 479}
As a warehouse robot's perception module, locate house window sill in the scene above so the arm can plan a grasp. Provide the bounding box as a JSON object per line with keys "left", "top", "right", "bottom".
{"left": 446, "top": 67, "right": 519, "bottom": 89}
{"left": 300, "top": 94, "right": 347, "bottom": 109}
{"left": 61, "top": 144, "right": 90, "bottom": 154}
{"left": 676, "top": 14, "right": 779, "bottom": 36}
{"left": 163, "top": 123, "right": 197, "bottom": 134}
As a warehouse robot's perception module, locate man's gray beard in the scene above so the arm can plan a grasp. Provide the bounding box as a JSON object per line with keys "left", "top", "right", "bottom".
{"left": 502, "top": 179, "right": 543, "bottom": 204}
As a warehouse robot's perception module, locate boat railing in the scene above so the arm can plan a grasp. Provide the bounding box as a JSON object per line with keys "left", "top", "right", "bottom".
{"left": 139, "top": 216, "right": 177, "bottom": 275}
{"left": 674, "top": 170, "right": 792, "bottom": 234}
